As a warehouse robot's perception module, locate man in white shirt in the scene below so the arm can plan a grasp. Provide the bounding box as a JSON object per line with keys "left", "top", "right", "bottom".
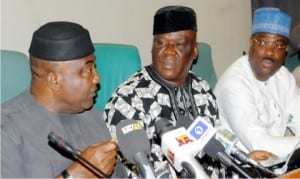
{"left": 214, "top": 7, "right": 300, "bottom": 161}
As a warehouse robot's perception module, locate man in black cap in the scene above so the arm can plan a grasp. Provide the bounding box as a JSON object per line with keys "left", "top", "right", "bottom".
{"left": 104, "top": 6, "right": 218, "bottom": 178}
{"left": 1, "top": 21, "right": 126, "bottom": 178}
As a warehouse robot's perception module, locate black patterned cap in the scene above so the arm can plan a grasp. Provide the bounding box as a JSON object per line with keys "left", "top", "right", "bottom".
{"left": 29, "top": 21, "right": 94, "bottom": 61}
{"left": 153, "top": 6, "right": 197, "bottom": 35}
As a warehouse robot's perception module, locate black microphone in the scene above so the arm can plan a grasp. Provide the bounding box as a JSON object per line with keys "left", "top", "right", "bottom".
{"left": 230, "top": 147, "right": 277, "bottom": 177}
{"left": 214, "top": 127, "right": 278, "bottom": 177}
{"left": 48, "top": 132, "right": 78, "bottom": 158}
{"left": 116, "top": 119, "right": 156, "bottom": 179}
{"left": 203, "top": 137, "right": 253, "bottom": 178}
{"left": 47, "top": 132, "right": 109, "bottom": 177}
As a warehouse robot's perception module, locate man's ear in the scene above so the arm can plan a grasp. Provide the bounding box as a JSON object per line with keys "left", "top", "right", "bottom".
{"left": 249, "top": 38, "right": 253, "bottom": 46}
{"left": 47, "top": 72, "right": 60, "bottom": 91}
{"left": 192, "top": 42, "right": 199, "bottom": 61}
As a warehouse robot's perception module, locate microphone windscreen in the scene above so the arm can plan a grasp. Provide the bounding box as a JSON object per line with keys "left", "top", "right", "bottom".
{"left": 116, "top": 119, "right": 150, "bottom": 164}
{"left": 287, "top": 147, "right": 300, "bottom": 171}
{"left": 48, "top": 131, "right": 57, "bottom": 143}
{"left": 203, "top": 138, "right": 225, "bottom": 159}
{"left": 176, "top": 117, "right": 193, "bottom": 129}
{"left": 154, "top": 117, "right": 175, "bottom": 137}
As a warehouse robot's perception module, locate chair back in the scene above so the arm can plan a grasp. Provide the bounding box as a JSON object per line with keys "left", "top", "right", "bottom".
{"left": 191, "top": 42, "right": 217, "bottom": 89}
{"left": 1, "top": 50, "right": 31, "bottom": 103}
{"left": 285, "top": 46, "right": 300, "bottom": 72}
{"left": 93, "top": 43, "right": 141, "bottom": 110}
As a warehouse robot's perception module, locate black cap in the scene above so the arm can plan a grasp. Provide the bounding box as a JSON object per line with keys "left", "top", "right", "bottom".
{"left": 29, "top": 21, "right": 94, "bottom": 61}
{"left": 153, "top": 6, "right": 197, "bottom": 35}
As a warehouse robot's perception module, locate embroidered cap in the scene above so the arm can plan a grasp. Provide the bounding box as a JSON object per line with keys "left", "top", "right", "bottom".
{"left": 153, "top": 5, "right": 197, "bottom": 35}
{"left": 29, "top": 21, "right": 94, "bottom": 61}
{"left": 252, "top": 7, "right": 291, "bottom": 38}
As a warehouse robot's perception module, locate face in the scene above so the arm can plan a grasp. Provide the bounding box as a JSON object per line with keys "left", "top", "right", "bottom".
{"left": 151, "top": 30, "right": 198, "bottom": 86}
{"left": 57, "top": 54, "right": 100, "bottom": 112}
{"left": 249, "top": 33, "right": 288, "bottom": 81}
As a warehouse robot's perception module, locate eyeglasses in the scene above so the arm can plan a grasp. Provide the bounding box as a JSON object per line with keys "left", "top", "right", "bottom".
{"left": 252, "top": 38, "right": 287, "bottom": 50}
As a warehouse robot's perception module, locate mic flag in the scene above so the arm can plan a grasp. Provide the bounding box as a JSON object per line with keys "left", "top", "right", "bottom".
{"left": 155, "top": 117, "right": 210, "bottom": 178}
{"left": 115, "top": 119, "right": 150, "bottom": 164}
{"left": 116, "top": 119, "right": 156, "bottom": 178}
{"left": 215, "top": 127, "right": 239, "bottom": 154}
{"left": 186, "top": 116, "right": 216, "bottom": 157}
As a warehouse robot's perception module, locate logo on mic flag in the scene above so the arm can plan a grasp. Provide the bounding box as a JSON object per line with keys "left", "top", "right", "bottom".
{"left": 166, "top": 148, "right": 175, "bottom": 164}
{"left": 189, "top": 120, "right": 208, "bottom": 140}
{"left": 121, "top": 121, "right": 143, "bottom": 134}
{"left": 175, "top": 134, "right": 193, "bottom": 146}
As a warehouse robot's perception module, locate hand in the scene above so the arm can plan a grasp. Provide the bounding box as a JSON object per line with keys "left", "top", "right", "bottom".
{"left": 248, "top": 150, "right": 276, "bottom": 161}
{"left": 62, "top": 140, "right": 118, "bottom": 178}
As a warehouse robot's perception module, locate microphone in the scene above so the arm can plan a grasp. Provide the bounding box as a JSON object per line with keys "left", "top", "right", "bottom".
{"left": 178, "top": 117, "right": 277, "bottom": 178}
{"left": 215, "top": 128, "right": 277, "bottom": 177}
{"left": 203, "top": 137, "right": 253, "bottom": 178}
{"left": 179, "top": 117, "right": 253, "bottom": 178}
{"left": 115, "top": 119, "right": 156, "bottom": 179}
{"left": 155, "top": 117, "right": 210, "bottom": 178}
{"left": 48, "top": 131, "right": 78, "bottom": 158}
{"left": 215, "top": 127, "right": 258, "bottom": 164}
{"left": 47, "top": 132, "right": 109, "bottom": 177}
{"left": 185, "top": 117, "right": 217, "bottom": 158}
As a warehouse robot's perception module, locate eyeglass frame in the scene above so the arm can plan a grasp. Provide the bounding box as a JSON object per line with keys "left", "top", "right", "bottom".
{"left": 252, "top": 38, "right": 288, "bottom": 51}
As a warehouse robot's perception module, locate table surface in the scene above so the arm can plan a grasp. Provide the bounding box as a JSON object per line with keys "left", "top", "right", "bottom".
{"left": 281, "top": 168, "right": 300, "bottom": 178}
